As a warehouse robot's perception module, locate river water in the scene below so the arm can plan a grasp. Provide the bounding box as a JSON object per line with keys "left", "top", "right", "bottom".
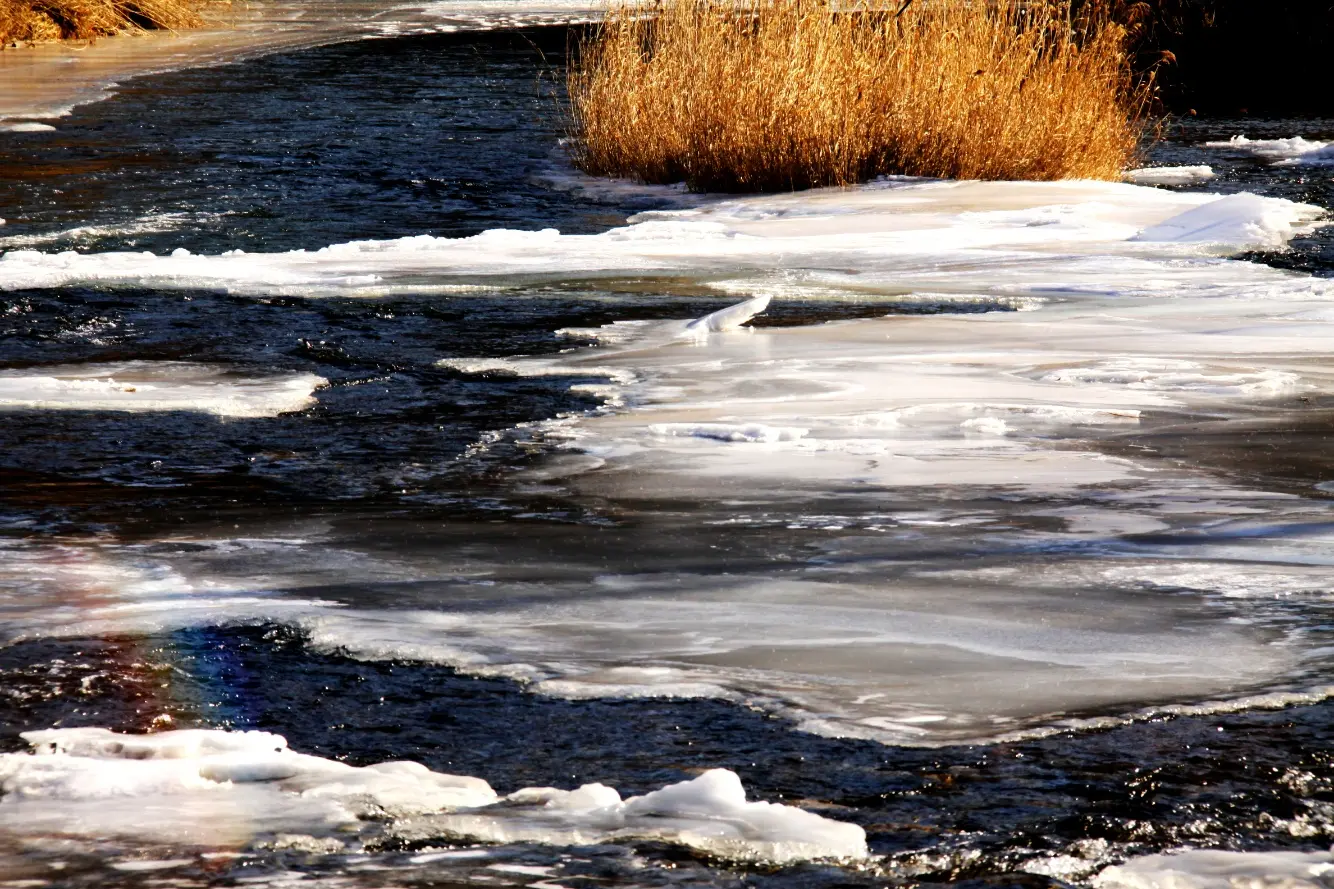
{"left": 2, "top": 23, "right": 1334, "bottom": 889}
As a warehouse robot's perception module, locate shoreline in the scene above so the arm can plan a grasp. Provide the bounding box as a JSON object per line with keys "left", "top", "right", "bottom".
{"left": 0, "top": 0, "right": 600, "bottom": 125}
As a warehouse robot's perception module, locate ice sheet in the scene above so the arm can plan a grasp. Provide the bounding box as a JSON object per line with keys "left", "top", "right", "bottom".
{"left": 0, "top": 729, "right": 866, "bottom": 862}
{"left": 1, "top": 180, "right": 1325, "bottom": 296}
{"left": 2, "top": 178, "right": 1333, "bottom": 747}
{"left": 0, "top": 362, "right": 325, "bottom": 417}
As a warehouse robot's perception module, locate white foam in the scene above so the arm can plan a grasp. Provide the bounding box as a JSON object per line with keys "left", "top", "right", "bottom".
{"left": 0, "top": 730, "right": 865, "bottom": 862}
{"left": 1123, "top": 165, "right": 1216, "bottom": 186}
{"left": 1203, "top": 135, "right": 1334, "bottom": 166}
{"left": 0, "top": 213, "right": 223, "bottom": 250}
{"left": 0, "top": 362, "right": 325, "bottom": 417}
{"left": 1095, "top": 848, "right": 1334, "bottom": 889}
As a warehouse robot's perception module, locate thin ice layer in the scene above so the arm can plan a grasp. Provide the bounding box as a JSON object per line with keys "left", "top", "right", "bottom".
{"left": 0, "top": 729, "right": 867, "bottom": 862}
{"left": 0, "top": 362, "right": 325, "bottom": 417}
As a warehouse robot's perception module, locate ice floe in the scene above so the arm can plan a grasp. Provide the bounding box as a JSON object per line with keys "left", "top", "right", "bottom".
{"left": 1096, "top": 848, "right": 1334, "bottom": 889}
{"left": 0, "top": 362, "right": 325, "bottom": 417}
{"left": 0, "top": 729, "right": 867, "bottom": 862}
{"left": 1123, "top": 165, "right": 1216, "bottom": 186}
{"left": 1203, "top": 135, "right": 1334, "bottom": 166}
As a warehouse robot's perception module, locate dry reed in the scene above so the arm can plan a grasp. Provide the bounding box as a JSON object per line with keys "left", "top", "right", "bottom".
{"left": 1, "top": 0, "right": 201, "bottom": 46}
{"left": 569, "top": 0, "right": 1148, "bottom": 190}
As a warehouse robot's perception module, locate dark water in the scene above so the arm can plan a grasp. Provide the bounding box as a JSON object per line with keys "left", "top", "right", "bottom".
{"left": 2, "top": 26, "right": 1334, "bottom": 889}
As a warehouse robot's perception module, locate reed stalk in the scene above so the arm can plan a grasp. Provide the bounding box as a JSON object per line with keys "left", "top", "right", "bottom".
{"left": 1, "top": 0, "right": 202, "bottom": 46}
{"left": 569, "top": 0, "right": 1147, "bottom": 190}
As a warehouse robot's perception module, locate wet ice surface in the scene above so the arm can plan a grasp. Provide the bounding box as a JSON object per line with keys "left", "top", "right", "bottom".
{"left": 4, "top": 27, "right": 1334, "bottom": 889}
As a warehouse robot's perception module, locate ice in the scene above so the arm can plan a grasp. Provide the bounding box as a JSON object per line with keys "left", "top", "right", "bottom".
{"left": 0, "top": 730, "right": 865, "bottom": 862}
{"left": 1203, "top": 135, "right": 1334, "bottom": 166}
{"left": 1095, "top": 848, "right": 1334, "bottom": 889}
{"left": 2, "top": 180, "right": 1325, "bottom": 296}
{"left": 1, "top": 177, "right": 1334, "bottom": 747}
{"left": 397, "top": 768, "right": 868, "bottom": 863}
{"left": 1123, "top": 165, "right": 1216, "bottom": 185}
{"left": 1131, "top": 192, "right": 1323, "bottom": 249}
{"left": 0, "top": 362, "right": 325, "bottom": 417}
{"left": 648, "top": 423, "right": 809, "bottom": 443}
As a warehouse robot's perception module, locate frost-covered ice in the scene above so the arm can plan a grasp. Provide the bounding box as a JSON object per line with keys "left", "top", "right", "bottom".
{"left": 1123, "top": 165, "right": 1216, "bottom": 186}
{"left": 1095, "top": 848, "right": 1334, "bottom": 889}
{"left": 2, "top": 178, "right": 1334, "bottom": 745}
{"left": 1131, "top": 192, "right": 1321, "bottom": 248}
{"left": 0, "top": 180, "right": 1325, "bottom": 295}
{"left": 1203, "top": 135, "right": 1334, "bottom": 166}
{"left": 0, "top": 362, "right": 325, "bottom": 417}
{"left": 0, "top": 729, "right": 866, "bottom": 862}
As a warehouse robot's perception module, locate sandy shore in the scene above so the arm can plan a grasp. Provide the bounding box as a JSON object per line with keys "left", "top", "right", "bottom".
{"left": 0, "top": 0, "right": 599, "bottom": 125}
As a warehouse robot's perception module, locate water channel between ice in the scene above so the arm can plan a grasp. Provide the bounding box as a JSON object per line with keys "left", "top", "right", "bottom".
{"left": 2, "top": 19, "right": 1334, "bottom": 889}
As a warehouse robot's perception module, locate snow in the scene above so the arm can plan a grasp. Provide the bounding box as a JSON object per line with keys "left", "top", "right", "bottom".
{"left": 0, "top": 729, "right": 866, "bottom": 862}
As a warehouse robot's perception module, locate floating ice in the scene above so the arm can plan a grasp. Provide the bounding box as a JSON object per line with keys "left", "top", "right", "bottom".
{"left": 1203, "top": 135, "right": 1334, "bottom": 166}
{"left": 1123, "top": 165, "right": 1216, "bottom": 185}
{"left": 0, "top": 121, "right": 56, "bottom": 133}
{"left": 1095, "top": 848, "right": 1334, "bottom": 889}
{"left": 0, "top": 362, "right": 325, "bottom": 417}
{"left": 0, "top": 729, "right": 866, "bottom": 862}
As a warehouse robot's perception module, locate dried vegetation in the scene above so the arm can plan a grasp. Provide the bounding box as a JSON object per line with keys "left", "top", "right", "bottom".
{"left": 1, "top": 0, "right": 202, "bottom": 46}
{"left": 569, "top": 0, "right": 1150, "bottom": 190}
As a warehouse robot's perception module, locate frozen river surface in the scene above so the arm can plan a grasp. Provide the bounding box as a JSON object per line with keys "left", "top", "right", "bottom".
{"left": 2, "top": 23, "right": 1334, "bottom": 889}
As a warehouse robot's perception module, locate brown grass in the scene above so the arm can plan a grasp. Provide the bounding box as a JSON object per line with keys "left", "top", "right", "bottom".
{"left": 1, "top": 0, "right": 202, "bottom": 46}
{"left": 568, "top": 0, "right": 1149, "bottom": 191}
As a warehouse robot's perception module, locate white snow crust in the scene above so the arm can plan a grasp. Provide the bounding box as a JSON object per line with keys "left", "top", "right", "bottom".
{"left": 0, "top": 362, "right": 325, "bottom": 417}
{"left": 0, "top": 729, "right": 866, "bottom": 862}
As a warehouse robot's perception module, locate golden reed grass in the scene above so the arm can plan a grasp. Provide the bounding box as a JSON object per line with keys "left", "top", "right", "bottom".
{"left": 1, "top": 0, "right": 201, "bottom": 45}
{"left": 569, "top": 0, "right": 1148, "bottom": 190}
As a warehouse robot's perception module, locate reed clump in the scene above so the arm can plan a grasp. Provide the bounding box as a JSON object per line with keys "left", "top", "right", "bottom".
{"left": 1, "top": 0, "right": 202, "bottom": 46}
{"left": 569, "top": 0, "right": 1147, "bottom": 191}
